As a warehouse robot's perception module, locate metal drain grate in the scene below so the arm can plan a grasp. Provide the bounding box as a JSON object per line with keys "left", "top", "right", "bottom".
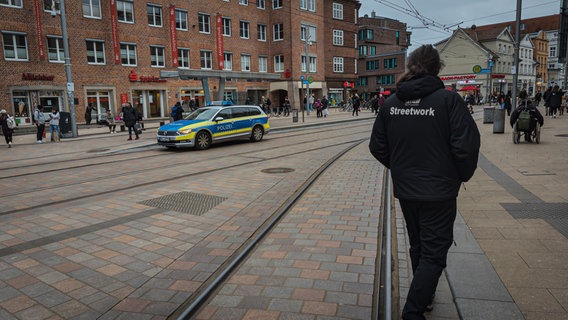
{"left": 261, "top": 167, "right": 295, "bottom": 174}
{"left": 140, "top": 192, "right": 227, "bottom": 215}
{"left": 502, "top": 202, "right": 568, "bottom": 238}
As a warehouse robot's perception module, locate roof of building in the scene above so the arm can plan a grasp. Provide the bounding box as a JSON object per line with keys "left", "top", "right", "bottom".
{"left": 468, "top": 14, "right": 560, "bottom": 36}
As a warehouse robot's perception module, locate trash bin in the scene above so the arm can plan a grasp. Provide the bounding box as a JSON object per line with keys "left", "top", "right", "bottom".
{"left": 483, "top": 107, "right": 495, "bottom": 124}
{"left": 59, "top": 112, "right": 72, "bottom": 138}
{"left": 292, "top": 109, "right": 298, "bottom": 123}
{"left": 493, "top": 108, "right": 505, "bottom": 133}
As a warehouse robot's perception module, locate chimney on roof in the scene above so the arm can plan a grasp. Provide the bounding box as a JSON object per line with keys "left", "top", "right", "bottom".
{"left": 471, "top": 24, "right": 477, "bottom": 30}
{"left": 371, "top": 10, "right": 376, "bottom": 18}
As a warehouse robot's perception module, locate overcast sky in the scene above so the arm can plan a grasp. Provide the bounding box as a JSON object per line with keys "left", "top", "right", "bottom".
{"left": 359, "top": 0, "right": 561, "bottom": 48}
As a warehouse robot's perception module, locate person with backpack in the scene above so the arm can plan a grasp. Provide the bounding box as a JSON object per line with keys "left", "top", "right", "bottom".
{"left": 0, "top": 109, "right": 16, "bottom": 148}
{"left": 33, "top": 105, "right": 46, "bottom": 144}
{"left": 510, "top": 89, "right": 544, "bottom": 142}
{"left": 171, "top": 102, "right": 183, "bottom": 121}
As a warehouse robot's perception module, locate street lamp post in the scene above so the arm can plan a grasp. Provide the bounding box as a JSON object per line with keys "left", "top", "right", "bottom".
{"left": 54, "top": 0, "right": 78, "bottom": 137}
{"left": 305, "top": 32, "right": 311, "bottom": 116}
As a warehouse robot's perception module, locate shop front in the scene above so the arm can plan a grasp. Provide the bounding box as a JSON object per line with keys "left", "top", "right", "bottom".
{"left": 131, "top": 89, "right": 167, "bottom": 119}
{"left": 11, "top": 88, "right": 64, "bottom": 126}
{"left": 86, "top": 89, "right": 114, "bottom": 124}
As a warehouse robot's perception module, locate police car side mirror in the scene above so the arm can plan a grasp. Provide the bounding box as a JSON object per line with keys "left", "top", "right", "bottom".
{"left": 214, "top": 116, "right": 224, "bottom": 122}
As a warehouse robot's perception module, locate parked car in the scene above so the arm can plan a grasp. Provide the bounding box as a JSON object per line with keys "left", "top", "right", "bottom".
{"left": 157, "top": 105, "right": 270, "bottom": 150}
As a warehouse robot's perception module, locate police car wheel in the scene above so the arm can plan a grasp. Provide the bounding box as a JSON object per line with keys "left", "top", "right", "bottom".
{"left": 195, "top": 131, "right": 212, "bottom": 150}
{"left": 250, "top": 125, "right": 264, "bottom": 142}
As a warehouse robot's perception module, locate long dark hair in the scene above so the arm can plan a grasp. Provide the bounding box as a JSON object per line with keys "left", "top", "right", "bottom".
{"left": 398, "top": 45, "right": 444, "bottom": 84}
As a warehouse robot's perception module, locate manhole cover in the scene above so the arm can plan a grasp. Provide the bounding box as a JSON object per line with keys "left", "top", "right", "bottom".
{"left": 261, "top": 168, "right": 295, "bottom": 174}
{"left": 555, "top": 134, "right": 568, "bottom": 137}
{"left": 87, "top": 148, "right": 110, "bottom": 153}
{"left": 139, "top": 191, "right": 227, "bottom": 215}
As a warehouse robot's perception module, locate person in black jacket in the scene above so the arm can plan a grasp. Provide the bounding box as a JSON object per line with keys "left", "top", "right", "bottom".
{"left": 369, "top": 45, "right": 480, "bottom": 320}
{"left": 510, "top": 90, "right": 544, "bottom": 142}
{"left": 120, "top": 102, "right": 139, "bottom": 140}
{"left": 547, "top": 85, "right": 563, "bottom": 118}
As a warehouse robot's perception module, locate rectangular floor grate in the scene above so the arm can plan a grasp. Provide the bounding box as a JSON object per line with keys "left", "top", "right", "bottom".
{"left": 139, "top": 191, "right": 227, "bottom": 216}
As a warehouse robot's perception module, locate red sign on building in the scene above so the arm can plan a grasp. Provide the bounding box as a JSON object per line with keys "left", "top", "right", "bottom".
{"left": 216, "top": 14, "right": 224, "bottom": 70}
{"left": 169, "top": 6, "right": 178, "bottom": 68}
{"left": 33, "top": 0, "right": 45, "bottom": 60}
{"left": 110, "top": 0, "right": 120, "bottom": 64}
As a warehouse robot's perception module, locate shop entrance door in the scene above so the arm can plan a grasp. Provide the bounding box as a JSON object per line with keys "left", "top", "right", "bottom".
{"left": 40, "top": 96, "right": 61, "bottom": 113}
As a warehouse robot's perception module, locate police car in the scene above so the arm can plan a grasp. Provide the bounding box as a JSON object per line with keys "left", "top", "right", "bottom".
{"left": 157, "top": 105, "right": 270, "bottom": 150}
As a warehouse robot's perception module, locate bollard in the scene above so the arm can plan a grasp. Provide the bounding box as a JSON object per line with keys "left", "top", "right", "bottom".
{"left": 292, "top": 109, "right": 298, "bottom": 123}
{"left": 493, "top": 108, "right": 505, "bottom": 133}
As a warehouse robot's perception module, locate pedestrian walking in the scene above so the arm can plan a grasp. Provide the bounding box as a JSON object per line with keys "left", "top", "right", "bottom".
{"left": 504, "top": 91, "right": 512, "bottom": 116}
{"left": 547, "top": 85, "right": 563, "bottom": 118}
{"left": 33, "top": 105, "right": 46, "bottom": 144}
{"left": 534, "top": 91, "right": 542, "bottom": 106}
{"left": 369, "top": 44, "right": 480, "bottom": 320}
{"left": 85, "top": 104, "right": 94, "bottom": 125}
{"left": 171, "top": 102, "right": 183, "bottom": 121}
{"left": 321, "top": 96, "right": 329, "bottom": 118}
{"left": 283, "top": 96, "right": 290, "bottom": 117}
{"left": 106, "top": 109, "right": 116, "bottom": 133}
{"left": 352, "top": 94, "right": 360, "bottom": 116}
{"left": 0, "top": 109, "right": 16, "bottom": 148}
{"left": 48, "top": 108, "right": 61, "bottom": 142}
{"left": 543, "top": 86, "right": 552, "bottom": 116}
{"left": 120, "top": 102, "right": 139, "bottom": 140}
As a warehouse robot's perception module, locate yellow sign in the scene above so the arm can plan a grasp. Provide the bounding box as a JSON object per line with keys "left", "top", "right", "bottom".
{"left": 472, "top": 65, "right": 482, "bottom": 74}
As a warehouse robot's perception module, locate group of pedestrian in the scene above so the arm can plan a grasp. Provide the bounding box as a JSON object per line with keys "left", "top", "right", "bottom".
{"left": 314, "top": 96, "right": 330, "bottom": 118}
{"left": 31, "top": 105, "right": 61, "bottom": 144}
{"left": 542, "top": 85, "right": 565, "bottom": 118}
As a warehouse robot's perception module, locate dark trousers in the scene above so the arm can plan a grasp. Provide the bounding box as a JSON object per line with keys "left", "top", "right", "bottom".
{"left": 3, "top": 133, "right": 12, "bottom": 144}
{"left": 400, "top": 199, "right": 456, "bottom": 320}
{"left": 36, "top": 124, "right": 45, "bottom": 141}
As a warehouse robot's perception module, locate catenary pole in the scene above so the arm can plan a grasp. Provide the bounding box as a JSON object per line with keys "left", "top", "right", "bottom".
{"left": 59, "top": 0, "right": 78, "bottom": 137}
{"left": 512, "top": 0, "right": 522, "bottom": 104}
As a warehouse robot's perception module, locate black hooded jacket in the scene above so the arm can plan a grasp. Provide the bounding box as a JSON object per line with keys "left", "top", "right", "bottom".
{"left": 369, "top": 75, "right": 481, "bottom": 201}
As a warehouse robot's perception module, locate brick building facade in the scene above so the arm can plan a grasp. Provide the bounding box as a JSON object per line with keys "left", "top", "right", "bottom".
{"left": 356, "top": 12, "right": 410, "bottom": 101}
{"left": 0, "top": 0, "right": 360, "bottom": 127}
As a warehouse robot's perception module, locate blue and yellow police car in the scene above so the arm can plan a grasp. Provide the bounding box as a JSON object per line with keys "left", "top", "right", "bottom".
{"left": 157, "top": 105, "right": 270, "bottom": 150}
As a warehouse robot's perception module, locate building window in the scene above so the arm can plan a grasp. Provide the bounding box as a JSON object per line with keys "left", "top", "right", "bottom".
{"left": 301, "top": 56, "right": 316, "bottom": 73}
{"left": 241, "top": 54, "right": 251, "bottom": 71}
{"left": 120, "top": 43, "right": 137, "bottom": 66}
{"left": 366, "top": 60, "right": 379, "bottom": 70}
{"left": 178, "top": 48, "right": 190, "bottom": 69}
{"left": 550, "top": 46, "right": 557, "bottom": 57}
{"left": 0, "top": 0, "right": 22, "bottom": 8}
{"left": 359, "top": 45, "right": 367, "bottom": 56}
{"left": 378, "top": 75, "right": 395, "bottom": 85}
{"left": 200, "top": 50, "right": 212, "bottom": 69}
{"left": 332, "top": 3, "right": 343, "bottom": 20}
{"left": 47, "top": 36, "right": 64, "bottom": 63}
{"left": 301, "top": 0, "right": 315, "bottom": 11}
{"left": 117, "top": 0, "right": 134, "bottom": 23}
{"left": 43, "top": 0, "right": 59, "bottom": 13}
{"left": 333, "top": 30, "right": 344, "bottom": 46}
{"left": 258, "top": 56, "right": 267, "bottom": 72}
{"left": 240, "top": 21, "right": 250, "bottom": 39}
{"left": 198, "top": 13, "right": 211, "bottom": 33}
{"left": 150, "top": 45, "right": 165, "bottom": 67}
{"left": 257, "top": 0, "right": 265, "bottom": 9}
{"left": 239, "top": 0, "right": 248, "bottom": 5}
{"left": 83, "top": 0, "right": 101, "bottom": 18}
{"left": 176, "top": 9, "right": 188, "bottom": 31}
{"left": 86, "top": 40, "right": 105, "bottom": 64}
{"left": 257, "top": 24, "right": 267, "bottom": 41}
{"left": 333, "top": 57, "right": 344, "bottom": 73}
{"left": 384, "top": 58, "right": 397, "bottom": 69}
{"left": 359, "top": 29, "right": 373, "bottom": 40}
{"left": 273, "top": 24, "right": 284, "bottom": 41}
{"left": 300, "top": 25, "right": 317, "bottom": 42}
{"left": 146, "top": 4, "right": 162, "bottom": 27}
{"left": 223, "top": 18, "right": 231, "bottom": 36}
{"left": 274, "top": 55, "right": 284, "bottom": 72}
{"left": 2, "top": 32, "right": 28, "bottom": 61}
{"left": 273, "top": 0, "right": 282, "bottom": 9}
{"left": 370, "top": 46, "right": 376, "bottom": 55}
{"left": 224, "top": 52, "right": 232, "bottom": 70}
